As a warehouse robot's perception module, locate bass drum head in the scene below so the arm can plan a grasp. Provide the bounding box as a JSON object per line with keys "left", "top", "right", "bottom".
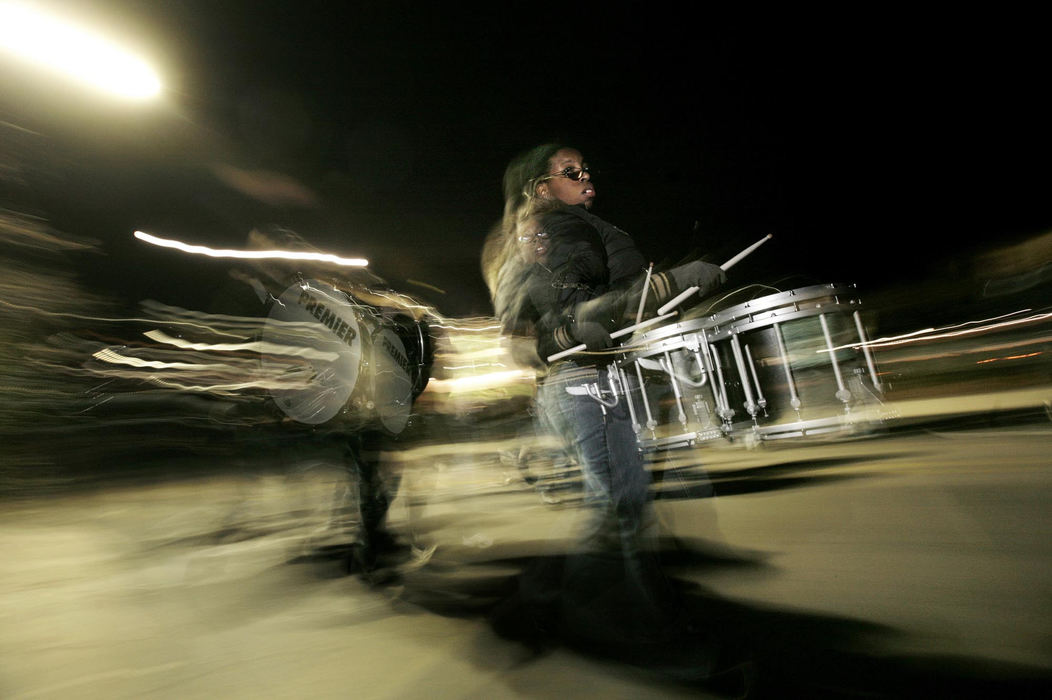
{"left": 261, "top": 280, "right": 362, "bottom": 425}
{"left": 372, "top": 326, "right": 413, "bottom": 435}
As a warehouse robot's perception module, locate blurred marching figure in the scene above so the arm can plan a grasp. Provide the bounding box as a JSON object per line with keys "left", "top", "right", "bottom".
{"left": 211, "top": 226, "right": 435, "bottom": 577}
{"left": 482, "top": 143, "right": 742, "bottom": 678}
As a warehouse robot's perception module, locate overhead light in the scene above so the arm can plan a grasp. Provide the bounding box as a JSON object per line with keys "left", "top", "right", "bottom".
{"left": 0, "top": 2, "right": 161, "bottom": 100}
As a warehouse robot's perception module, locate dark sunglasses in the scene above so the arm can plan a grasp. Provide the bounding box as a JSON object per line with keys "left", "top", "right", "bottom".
{"left": 547, "top": 165, "right": 592, "bottom": 182}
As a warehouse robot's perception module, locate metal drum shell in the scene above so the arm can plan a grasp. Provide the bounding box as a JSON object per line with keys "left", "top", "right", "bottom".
{"left": 699, "top": 283, "right": 864, "bottom": 342}
{"left": 618, "top": 283, "right": 881, "bottom": 447}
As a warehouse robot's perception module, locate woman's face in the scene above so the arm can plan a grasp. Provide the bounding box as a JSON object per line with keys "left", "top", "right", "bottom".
{"left": 516, "top": 219, "right": 549, "bottom": 265}
{"left": 537, "top": 148, "right": 595, "bottom": 209}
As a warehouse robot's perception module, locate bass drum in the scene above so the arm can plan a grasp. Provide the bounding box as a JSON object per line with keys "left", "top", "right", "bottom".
{"left": 386, "top": 312, "right": 435, "bottom": 400}
{"left": 260, "top": 279, "right": 422, "bottom": 435}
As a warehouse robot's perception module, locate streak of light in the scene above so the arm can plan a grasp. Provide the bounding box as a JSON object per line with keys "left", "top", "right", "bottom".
{"left": 142, "top": 329, "right": 339, "bottom": 362}
{"left": 425, "top": 369, "right": 532, "bottom": 392}
{"left": 0, "top": 2, "right": 161, "bottom": 99}
{"left": 873, "top": 336, "right": 1051, "bottom": 365}
{"left": 133, "top": 231, "right": 369, "bottom": 267}
{"left": 0, "top": 296, "right": 253, "bottom": 340}
{"left": 367, "top": 289, "right": 435, "bottom": 314}
{"left": 91, "top": 347, "right": 227, "bottom": 371}
{"left": 405, "top": 279, "right": 447, "bottom": 294}
{"left": 820, "top": 310, "right": 1051, "bottom": 353}
{"left": 445, "top": 347, "right": 509, "bottom": 362}
{"left": 431, "top": 322, "right": 503, "bottom": 332}
{"left": 146, "top": 377, "right": 301, "bottom": 394}
{"left": 976, "top": 352, "right": 1042, "bottom": 364}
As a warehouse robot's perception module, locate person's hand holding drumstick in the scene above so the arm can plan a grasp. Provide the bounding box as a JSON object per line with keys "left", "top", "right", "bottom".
{"left": 548, "top": 234, "right": 772, "bottom": 362}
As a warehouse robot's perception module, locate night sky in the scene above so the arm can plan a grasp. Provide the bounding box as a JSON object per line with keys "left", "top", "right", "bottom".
{"left": 4, "top": 3, "right": 1048, "bottom": 319}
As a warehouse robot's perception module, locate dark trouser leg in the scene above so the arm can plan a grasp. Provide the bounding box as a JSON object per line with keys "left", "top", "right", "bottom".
{"left": 346, "top": 431, "right": 401, "bottom": 571}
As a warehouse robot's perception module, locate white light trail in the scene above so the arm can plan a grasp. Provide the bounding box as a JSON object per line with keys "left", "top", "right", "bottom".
{"left": 820, "top": 310, "right": 1050, "bottom": 353}
{"left": 142, "top": 329, "right": 339, "bottom": 362}
{"left": 441, "top": 363, "right": 507, "bottom": 371}
{"left": 431, "top": 322, "right": 503, "bottom": 332}
{"left": 91, "top": 347, "right": 225, "bottom": 371}
{"left": 425, "top": 369, "right": 532, "bottom": 392}
{"left": 134, "top": 231, "right": 368, "bottom": 267}
{"left": 0, "top": 2, "right": 161, "bottom": 99}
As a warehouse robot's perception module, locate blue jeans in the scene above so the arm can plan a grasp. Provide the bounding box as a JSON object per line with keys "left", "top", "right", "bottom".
{"left": 538, "top": 361, "right": 651, "bottom": 553}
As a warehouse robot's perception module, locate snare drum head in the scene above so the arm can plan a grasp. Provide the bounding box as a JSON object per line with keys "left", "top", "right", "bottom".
{"left": 261, "top": 280, "right": 363, "bottom": 425}
{"left": 372, "top": 326, "right": 413, "bottom": 435}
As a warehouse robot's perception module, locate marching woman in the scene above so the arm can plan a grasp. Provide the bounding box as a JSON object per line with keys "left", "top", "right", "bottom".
{"left": 483, "top": 143, "right": 730, "bottom": 665}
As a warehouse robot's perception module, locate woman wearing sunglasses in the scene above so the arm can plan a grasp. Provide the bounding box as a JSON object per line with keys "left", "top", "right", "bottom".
{"left": 483, "top": 143, "right": 728, "bottom": 666}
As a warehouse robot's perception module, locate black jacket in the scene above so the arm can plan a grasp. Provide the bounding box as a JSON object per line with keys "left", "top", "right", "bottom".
{"left": 505, "top": 205, "right": 686, "bottom": 365}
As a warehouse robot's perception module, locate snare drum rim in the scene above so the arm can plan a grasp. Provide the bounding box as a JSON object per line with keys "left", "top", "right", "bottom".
{"left": 620, "top": 283, "right": 861, "bottom": 360}
{"left": 625, "top": 316, "right": 714, "bottom": 346}
{"left": 705, "top": 301, "right": 861, "bottom": 340}
{"left": 702, "top": 283, "right": 860, "bottom": 326}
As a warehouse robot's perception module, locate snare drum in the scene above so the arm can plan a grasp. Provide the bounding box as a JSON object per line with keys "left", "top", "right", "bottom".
{"left": 260, "top": 279, "right": 425, "bottom": 434}
{"left": 620, "top": 283, "right": 882, "bottom": 447}
{"left": 618, "top": 317, "right": 729, "bottom": 451}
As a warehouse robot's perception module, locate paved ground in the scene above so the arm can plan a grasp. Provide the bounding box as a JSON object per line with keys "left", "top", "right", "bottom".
{"left": 2, "top": 414, "right": 1051, "bottom": 698}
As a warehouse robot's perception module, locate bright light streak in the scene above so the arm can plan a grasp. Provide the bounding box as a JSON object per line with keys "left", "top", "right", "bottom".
{"left": 91, "top": 347, "right": 225, "bottom": 371}
{"left": 0, "top": 3, "right": 161, "bottom": 99}
{"left": 862, "top": 312, "right": 1051, "bottom": 349}
{"left": 134, "top": 231, "right": 369, "bottom": 267}
{"left": 142, "top": 329, "right": 339, "bottom": 362}
{"left": 425, "top": 369, "right": 531, "bottom": 392}
{"left": 431, "top": 322, "right": 504, "bottom": 332}
{"left": 976, "top": 352, "right": 1041, "bottom": 364}
{"left": 821, "top": 310, "right": 1051, "bottom": 353}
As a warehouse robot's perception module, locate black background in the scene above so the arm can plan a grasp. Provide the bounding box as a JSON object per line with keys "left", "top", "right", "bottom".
{"left": 4, "top": 2, "right": 1049, "bottom": 321}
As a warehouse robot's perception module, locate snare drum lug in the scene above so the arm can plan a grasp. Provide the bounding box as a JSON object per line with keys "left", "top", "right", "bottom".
{"left": 819, "top": 312, "right": 851, "bottom": 407}
{"left": 659, "top": 351, "right": 689, "bottom": 428}
{"left": 730, "top": 333, "right": 759, "bottom": 419}
{"left": 744, "top": 344, "right": 767, "bottom": 416}
{"left": 632, "top": 361, "right": 658, "bottom": 437}
{"left": 852, "top": 310, "right": 883, "bottom": 393}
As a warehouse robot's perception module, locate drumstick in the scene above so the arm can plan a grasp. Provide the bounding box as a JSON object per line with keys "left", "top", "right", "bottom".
{"left": 657, "top": 233, "right": 773, "bottom": 316}
{"left": 547, "top": 311, "right": 677, "bottom": 363}
{"left": 635, "top": 262, "right": 654, "bottom": 325}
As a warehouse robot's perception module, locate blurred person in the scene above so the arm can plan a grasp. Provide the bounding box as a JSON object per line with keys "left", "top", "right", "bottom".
{"left": 482, "top": 144, "right": 728, "bottom": 666}
{"left": 211, "top": 227, "right": 430, "bottom": 578}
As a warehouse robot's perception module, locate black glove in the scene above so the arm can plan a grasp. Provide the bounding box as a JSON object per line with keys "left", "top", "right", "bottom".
{"left": 669, "top": 260, "right": 727, "bottom": 299}
{"left": 571, "top": 319, "right": 613, "bottom": 352}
